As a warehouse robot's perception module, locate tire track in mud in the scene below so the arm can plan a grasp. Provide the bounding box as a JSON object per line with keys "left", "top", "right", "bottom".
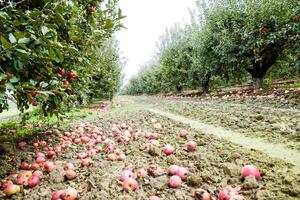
{"left": 146, "top": 108, "right": 300, "bottom": 173}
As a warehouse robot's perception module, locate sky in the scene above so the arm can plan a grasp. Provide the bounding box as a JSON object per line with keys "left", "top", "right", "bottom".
{"left": 115, "top": 0, "right": 196, "bottom": 85}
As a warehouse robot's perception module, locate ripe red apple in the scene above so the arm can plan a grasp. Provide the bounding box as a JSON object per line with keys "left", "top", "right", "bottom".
{"left": 31, "top": 92, "right": 37, "bottom": 97}
{"left": 175, "top": 167, "right": 189, "bottom": 180}
{"left": 46, "top": 150, "right": 56, "bottom": 158}
{"left": 33, "top": 142, "right": 39, "bottom": 148}
{"left": 168, "top": 175, "right": 182, "bottom": 188}
{"left": 1, "top": 181, "right": 13, "bottom": 189}
{"left": 119, "top": 170, "right": 135, "bottom": 182}
{"left": 241, "top": 165, "right": 261, "bottom": 180}
{"left": 167, "top": 165, "right": 179, "bottom": 175}
{"left": 4, "top": 184, "right": 20, "bottom": 196}
{"left": 18, "top": 141, "right": 27, "bottom": 149}
{"left": 18, "top": 170, "right": 32, "bottom": 179}
{"left": 117, "top": 153, "right": 126, "bottom": 161}
{"left": 28, "top": 176, "right": 40, "bottom": 188}
{"left": 20, "top": 162, "right": 30, "bottom": 170}
{"left": 179, "top": 130, "right": 188, "bottom": 137}
{"left": 31, "top": 163, "right": 40, "bottom": 170}
{"left": 40, "top": 141, "right": 47, "bottom": 147}
{"left": 52, "top": 190, "right": 65, "bottom": 200}
{"left": 194, "top": 188, "right": 211, "bottom": 200}
{"left": 186, "top": 141, "right": 197, "bottom": 152}
{"left": 32, "top": 101, "right": 38, "bottom": 106}
{"left": 64, "top": 163, "right": 75, "bottom": 171}
{"left": 36, "top": 152, "right": 45, "bottom": 158}
{"left": 58, "top": 68, "right": 66, "bottom": 76}
{"left": 63, "top": 80, "right": 69, "bottom": 86}
{"left": 44, "top": 162, "right": 55, "bottom": 173}
{"left": 163, "top": 144, "right": 175, "bottom": 155}
{"left": 16, "top": 177, "right": 28, "bottom": 185}
{"left": 65, "top": 170, "right": 76, "bottom": 180}
{"left": 67, "top": 71, "right": 77, "bottom": 80}
{"left": 219, "top": 186, "right": 239, "bottom": 200}
{"left": 81, "top": 158, "right": 93, "bottom": 167}
{"left": 61, "top": 188, "right": 78, "bottom": 200}
{"left": 32, "top": 170, "right": 43, "bottom": 179}
{"left": 36, "top": 156, "right": 46, "bottom": 164}
{"left": 122, "top": 177, "right": 138, "bottom": 192}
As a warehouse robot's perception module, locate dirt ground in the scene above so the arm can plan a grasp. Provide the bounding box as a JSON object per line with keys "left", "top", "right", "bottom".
{"left": 0, "top": 92, "right": 299, "bottom": 199}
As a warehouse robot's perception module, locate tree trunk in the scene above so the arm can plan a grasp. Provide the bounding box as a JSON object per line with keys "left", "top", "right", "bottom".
{"left": 247, "top": 44, "right": 282, "bottom": 90}
{"left": 201, "top": 72, "right": 211, "bottom": 93}
{"left": 252, "top": 77, "right": 264, "bottom": 89}
{"left": 202, "top": 82, "right": 209, "bottom": 93}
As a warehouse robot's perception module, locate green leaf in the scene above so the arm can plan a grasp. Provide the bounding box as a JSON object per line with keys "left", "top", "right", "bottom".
{"left": 0, "top": 11, "right": 9, "bottom": 19}
{"left": 5, "top": 83, "right": 15, "bottom": 91}
{"left": 49, "top": 48, "right": 56, "bottom": 61}
{"left": 56, "top": 49, "right": 64, "bottom": 62}
{"left": 1, "top": 36, "right": 12, "bottom": 49}
{"left": 0, "top": 73, "right": 7, "bottom": 81}
{"left": 49, "top": 80, "right": 59, "bottom": 86}
{"left": 30, "top": 79, "right": 37, "bottom": 86}
{"left": 41, "top": 26, "right": 50, "bottom": 35}
{"left": 39, "top": 81, "right": 49, "bottom": 88}
{"left": 9, "top": 77, "right": 19, "bottom": 83}
{"left": 30, "top": 9, "right": 41, "bottom": 18}
{"left": 9, "top": 33, "right": 17, "bottom": 43}
{"left": 16, "top": 49, "right": 29, "bottom": 54}
{"left": 37, "top": 90, "right": 55, "bottom": 95}
{"left": 18, "top": 37, "right": 30, "bottom": 44}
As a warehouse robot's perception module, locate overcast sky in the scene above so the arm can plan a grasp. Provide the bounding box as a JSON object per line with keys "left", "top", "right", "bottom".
{"left": 115, "top": 0, "right": 196, "bottom": 85}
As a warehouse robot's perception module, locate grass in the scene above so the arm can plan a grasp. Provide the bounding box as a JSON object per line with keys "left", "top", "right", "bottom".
{"left": 0, "top": 106, "right": 96, "bottom": 142}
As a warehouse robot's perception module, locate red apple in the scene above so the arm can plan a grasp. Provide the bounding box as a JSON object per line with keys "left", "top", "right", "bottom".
{"left": 167, "top": 165, "right": 179, "bottom": 175}
{"left": 67, "top": 71, "right": 77, "bottom": 80}
{"left": 163, "top": 144, "right": 175, "bottom": 155}
{"left": 18, "top": 141, "right": 27, "bottom": 149}
{"left": 241, "top": 165, "right": 261, "bottom": 180}
{"left": 175, "top": 167, "right": 189, "bottom": 180}
{"left": 179, "top": 130, "right": 188, "bottom": 137}
{"left": 219, "top": 186, "right": 239, "bottom": 200}
{"left": 186, "top": 141, "right": 197, "bottom": 151}
{"left": 1, "top": 181, "right": 13, "bottom": 189}
{"left": 65, "top": 170, "right": 76, "bottom": 180}
{"left": 20, "top": 162, "right": 30, "bottom": 170}
{"left": 61, "top": 188, "right": 78, "bottom": 200}
{"left": 28, "top": 176, "right": 40, "bottom": 188}
{"left": 58, "top": 68, "right": 66, "bottom": 76}
{"left": 168, "top": 175, "right": 182, "bottom": 188}
{"left": 4, "top": 184, "right": 20, "bottom": 196}
{"left": 122, "top": 177, "right": 138, "bottom": 192}
{"left": 194, "top": 188, "right": 211, "bottom": 200}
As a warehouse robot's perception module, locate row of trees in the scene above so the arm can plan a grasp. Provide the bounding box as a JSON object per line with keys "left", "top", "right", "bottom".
{"left": 0, "top": 0, "right": 124, "bottom": 116}
{"left": 123, "top": 0, "right": 299, "bottom": 95}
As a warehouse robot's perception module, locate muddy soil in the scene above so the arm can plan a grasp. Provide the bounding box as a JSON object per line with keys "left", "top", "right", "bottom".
{"left": 131, "top": 93, "right": 300, "bottom": 151}
{"left": 0, "top": 98, "right": 299, "bottom": 199}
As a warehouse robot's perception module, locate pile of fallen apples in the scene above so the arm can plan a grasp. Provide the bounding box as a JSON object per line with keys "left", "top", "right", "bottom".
{"left": 0, "top": 121, "right": 261, "bottom": 199}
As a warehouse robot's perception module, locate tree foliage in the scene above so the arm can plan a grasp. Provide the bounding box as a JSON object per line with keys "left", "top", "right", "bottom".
{"left": 123, "top": 0, "right": 299, "bottom": 95}
{"left": 0, "top": 0, "right": 124, "bottom": 115}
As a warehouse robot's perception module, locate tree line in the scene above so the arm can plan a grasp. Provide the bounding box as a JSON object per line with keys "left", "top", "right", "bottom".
{"left": 123, "top": 0, "right": 299, "bottom": 95}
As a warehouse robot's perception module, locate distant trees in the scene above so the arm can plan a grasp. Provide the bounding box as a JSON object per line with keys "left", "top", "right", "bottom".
{"left": 123, "top": 0, "right": 299, "bottom": 95}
